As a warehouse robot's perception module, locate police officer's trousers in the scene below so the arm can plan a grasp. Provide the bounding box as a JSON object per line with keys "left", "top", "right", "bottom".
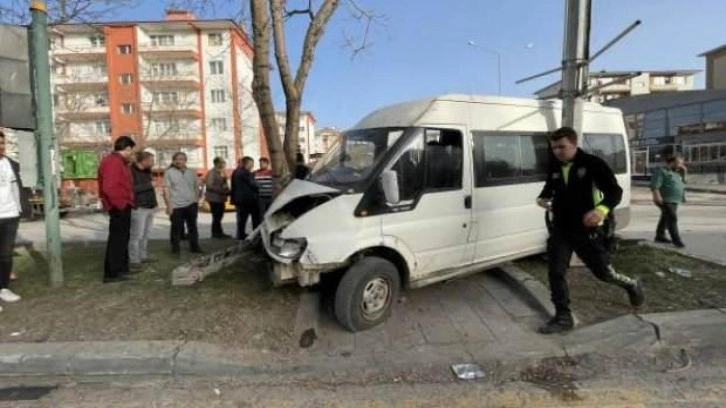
{"left": 547, "top": 228, "right": 636, "bottom": 315}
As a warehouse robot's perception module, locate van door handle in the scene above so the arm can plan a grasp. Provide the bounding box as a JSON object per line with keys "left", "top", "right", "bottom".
{"left": 464, "top": 195, "right": 472, "bottom": 209}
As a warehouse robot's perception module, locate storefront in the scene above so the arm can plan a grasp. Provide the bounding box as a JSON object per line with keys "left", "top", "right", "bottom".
{"left": 607, "top": 90, "right": 726, "bottom": 182}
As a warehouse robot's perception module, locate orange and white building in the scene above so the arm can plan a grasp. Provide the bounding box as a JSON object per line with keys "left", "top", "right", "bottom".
{"left": 50, "top": 9, "right": 266, "bottom": 172}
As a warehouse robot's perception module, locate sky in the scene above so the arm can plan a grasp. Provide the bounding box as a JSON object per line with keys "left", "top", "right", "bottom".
{"left": 110, "top": 0, "right": 726, "bottom": 129}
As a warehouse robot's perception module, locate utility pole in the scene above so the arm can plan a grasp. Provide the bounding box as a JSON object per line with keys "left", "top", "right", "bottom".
{"left": 28, "top": 0, "right": 64, "bottom": 286}
{"left": 560, "top": 0, "right": 591, "bottom": 136}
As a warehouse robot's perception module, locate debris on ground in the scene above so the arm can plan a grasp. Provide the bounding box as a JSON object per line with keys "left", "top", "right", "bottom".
{"left": 655, "top": 271, "right": 666, "bottom": 278}
{"left": 451, "top": 363, "right": 486, "bottom": 380}
{"left": 668, "top": 267, "right": 692, "bottom": 279}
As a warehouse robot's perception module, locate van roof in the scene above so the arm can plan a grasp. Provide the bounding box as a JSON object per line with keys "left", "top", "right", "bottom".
{"left": 352, "top": 93, "right": 622, "bottom": 129}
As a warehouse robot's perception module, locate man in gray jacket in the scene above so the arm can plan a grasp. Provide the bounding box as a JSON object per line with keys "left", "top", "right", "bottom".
{"left": 163, "top": 152, "right": 204, "bottom": 255}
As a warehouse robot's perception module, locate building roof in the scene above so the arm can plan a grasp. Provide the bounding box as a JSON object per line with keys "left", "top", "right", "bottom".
{"left": 52, "top": 18, "right": 248, "bottom": 38}
{"left": 533, "top": 69, "right": 701, "bottom": 96}
{"left": 699, "top": 43, "right": 726, "bottom": 57}
{"left": 604, "top": 89, "right": 726, "bottom": 113}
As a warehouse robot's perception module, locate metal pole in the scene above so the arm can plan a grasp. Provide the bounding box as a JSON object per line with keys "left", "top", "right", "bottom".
{"left": 561, "top": 0, "right": 591, "bottom": 136}
{"left": 29, "top": 0, "right": 64, "bottom": 286}
{"left": 467, "top": 41, "right": 502, "bottom": 96}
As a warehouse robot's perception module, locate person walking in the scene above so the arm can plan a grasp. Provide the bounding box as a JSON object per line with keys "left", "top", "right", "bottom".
{"left": 163, "top": 152, "right": 204, "bottom": 255}
{"left": 98, "top": 136, "right": 136, "bottom": 283}
{"left": 536, "top": 127, "right": 644, "bottom": 334}
{"left": 0, "top": 130, "right": 30, "bottom": 306}
{"left": 231, "top": 156, "right": 260, "bottom": 240}
{"left": 254, "top": 157, "right": 274, "bottom": 217}
{"left": 205, "top": 157, "right": 231, "bottom": 239}
{"left": 651, "top": 154, "right": 687, "bottom": 248}
{"left": 129, "top": 151, "right": 158, "bottom": 270}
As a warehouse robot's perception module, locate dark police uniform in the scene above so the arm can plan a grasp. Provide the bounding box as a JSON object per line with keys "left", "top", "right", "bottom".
{"left": 538, "top": 148, "right": 639, "bottom": 321}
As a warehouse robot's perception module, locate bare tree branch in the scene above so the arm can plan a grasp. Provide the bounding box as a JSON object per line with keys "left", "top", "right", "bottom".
{"left": 342, "top": 0, "right": 384, "bottom": 58}
{"left": 284, "top": 0, "right": 314, "bottom": 21}
{"left": 0, "top": 0, "right": 139, "bottom": 25}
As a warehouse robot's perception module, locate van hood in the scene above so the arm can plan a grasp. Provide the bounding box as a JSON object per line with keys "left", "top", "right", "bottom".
{"left": 267, "top": 179, "right": 340, "bottom": 215}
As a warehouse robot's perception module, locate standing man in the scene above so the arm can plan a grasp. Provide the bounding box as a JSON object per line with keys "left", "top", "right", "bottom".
{"left": 231, "top": 156, "right": 260, "bottom": 240}
{"left": 98, "top": 136, "right": 136, "bottom": 283}
{"left": 651, "top": 154, "right": 687, "bottom": 248}
{"left": 536, "top": 127, "right": 644, "bottom": 334}
{"left": 0, "top": 130, "right": 30, "bottom": 306}
{"left": 129, "top": 151, "right": 158, "bottom": 270}
{"left": 205, "top": 157, "right": 231, "bottom": 239}
{"left": 163, "top": 152, "right": 204, "bottom": 255}
{"left": 254, "top": 157, "right": 274, "bottom": 217}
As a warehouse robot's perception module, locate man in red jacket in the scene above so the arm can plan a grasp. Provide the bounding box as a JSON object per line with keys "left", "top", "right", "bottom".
{"left": 98, "top": 136, "right": 136, "bottom": 283}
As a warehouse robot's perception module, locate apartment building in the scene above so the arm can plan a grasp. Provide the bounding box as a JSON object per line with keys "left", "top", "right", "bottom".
{"left": 50, "top": 9, "right": 265, "bottom": 173}
{"left": 274, "top": 111, "right": 318, "bottom": 162}
{"left": 534, "top": 70, "right": 699, "bottom": 103}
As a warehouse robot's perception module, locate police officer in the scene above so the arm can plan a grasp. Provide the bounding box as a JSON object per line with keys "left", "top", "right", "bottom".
{"left": 537, "top": 127, "right": 645, "bottom": 334}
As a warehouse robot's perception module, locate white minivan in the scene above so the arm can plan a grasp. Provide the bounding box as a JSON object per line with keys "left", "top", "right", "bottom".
{"left": 256, "top": 94, "right": 631, "bottom": 332}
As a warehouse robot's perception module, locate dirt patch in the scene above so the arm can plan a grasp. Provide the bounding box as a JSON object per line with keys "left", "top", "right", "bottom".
{"left": 515, "top": 240, "right": 726, "bottom": 326}
{"left": 0, "top": 240, "right": 301, "bottom": 354}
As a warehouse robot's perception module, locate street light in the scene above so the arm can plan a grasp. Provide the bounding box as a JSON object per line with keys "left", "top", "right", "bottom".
{"left": 467, "top": 40, "right": 502, "bottom": 96}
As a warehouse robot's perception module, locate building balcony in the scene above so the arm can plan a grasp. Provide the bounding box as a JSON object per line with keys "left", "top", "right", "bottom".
{"left": 143, "top": 105, "right": 203, "bottom": 120}
{"left": 650, "top": 83, "right": 683, "bottom": 92}
{"left": 140, "top": 72, "right": 201, "bottom": 89}
{"left": 51, "top": 45, "right": 107, "bottom": 61}
{"left": 59, "top": 136, "right": 112, "bottom": 149}
{"left": 138, "top": 42, "right": 199, "bottom": 60}
{"left": 54, "top": 74, "right": 109, "bottom": 91}
{"left": 143, "top": 135, "right": 205, "bottom": 148}
{"left": 597, "top": 83, "right": 631, "bottom": 93}
{"left": 56, "top": 106, "right": 110, "bottom": 121}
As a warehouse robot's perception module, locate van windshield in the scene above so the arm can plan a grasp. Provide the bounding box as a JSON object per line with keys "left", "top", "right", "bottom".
{"left": 309, "top": 127, "right": 406, "bottom": 190}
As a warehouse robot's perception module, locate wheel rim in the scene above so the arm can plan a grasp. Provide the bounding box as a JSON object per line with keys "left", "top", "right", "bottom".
{"left": 361, "top": 277, "right": 391, "bottom": 321}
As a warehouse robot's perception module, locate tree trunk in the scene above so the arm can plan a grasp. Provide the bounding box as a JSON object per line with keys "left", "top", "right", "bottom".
{"left": 250, "top": 0, "right": 289, "bottom": 192}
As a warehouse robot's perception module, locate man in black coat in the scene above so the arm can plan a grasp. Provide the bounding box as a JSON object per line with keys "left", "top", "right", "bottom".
{"left": 536, "top": 127, "right": 644, "bottom": 334}
{"left": 231, "top": 156, "right": 260, "bottom": 240}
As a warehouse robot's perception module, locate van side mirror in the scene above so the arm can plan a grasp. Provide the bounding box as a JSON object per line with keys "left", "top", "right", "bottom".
{"left": 381, "top": 170, "right": 400, "bottom": 205}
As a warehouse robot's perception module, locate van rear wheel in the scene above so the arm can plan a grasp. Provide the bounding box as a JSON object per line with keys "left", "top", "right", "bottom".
{"left": 334, "top": 256, "right": 400, "bottom": 332}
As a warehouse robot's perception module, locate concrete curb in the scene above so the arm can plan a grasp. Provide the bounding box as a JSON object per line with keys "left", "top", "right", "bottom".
{"left": 639, "top": 240, "right": 726, "bottom": 267}
{"left": 497, "top": 264, "right": 555, "bottom": 318}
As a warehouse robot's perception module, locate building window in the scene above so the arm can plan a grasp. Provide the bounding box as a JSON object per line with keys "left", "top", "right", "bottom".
{"left": 152, "top": 91, "right": 179, "bottom": 105}
{"left": 120, "top": 73, "right": 134, "bottom": 84}
{"left": 213, "top": 146, "right": 229, "bottom": 160}
{"left": 299, "top": 126, "right": 305, "bottom": 133}
{"left": 117, "top": 45, "right": 132, "bottom": 55}
{"left": 151, "top": 62, "right": 178, "bottom": 77}
{"left": 211, "top": 118, "right": 228, "bottom": 131}
{"left": 155, "top": 119, "right": 180, "bottom": 133}
{"left": 210, "top": 89, "right": 226, "bottom": 103}
{"left": 209, "top": 61, "right": 224, "bottom": 75}
{"left": 208, "top": 33, "right": 223, "bottom": 46}
{"left": 94, "top": 120, "right": 110, "bottom": 134}
{"left": 121, "top": 103, "right": 135, "bottom": 114}
{"left": 150, "top": 35, "right": 175, "bottom": 46}
{"left": 89, "top": 35, "right": 105, "bottom": 47}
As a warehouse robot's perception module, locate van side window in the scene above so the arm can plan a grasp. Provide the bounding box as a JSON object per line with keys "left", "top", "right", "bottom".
{"left": 390, "top": 134, "right": 425, "bottom": 202}
{"left": 424, "top": 129, "right": 463, "bottom": 191}
{"left": 582, "top": 133, "right": 627, "bottom": 174}
{"left": 473, "top": 132, "right": 549, "bottom": 187}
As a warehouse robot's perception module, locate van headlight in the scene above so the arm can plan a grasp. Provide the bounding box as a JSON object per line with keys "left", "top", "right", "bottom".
{"left": 271, "top": 233, "right": 307, "bottom": 260}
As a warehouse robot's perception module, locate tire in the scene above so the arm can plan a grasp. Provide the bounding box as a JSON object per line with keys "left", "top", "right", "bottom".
{"left": 334, "top": 256, "right": 400, "bottom": 332}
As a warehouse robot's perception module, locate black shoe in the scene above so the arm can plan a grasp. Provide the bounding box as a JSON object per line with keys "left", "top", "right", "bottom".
{"left": 654, "top": 236, "right": 671, "bottom": 244}
{"left": 673, "top": 241, "right": 686, "bottom": 249}
{"left": 628, "top": 280, "right": 646, "bottom": 308}
{"left": 538, "top": 314, "right": 574, "bottom": 334}
{"left": 103, "top": 275, "right": 132, "bottom": 284}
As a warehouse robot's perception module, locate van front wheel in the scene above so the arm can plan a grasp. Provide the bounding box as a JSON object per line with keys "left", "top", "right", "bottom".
{"left": 334, "top": 257, "right": 400, "bottom": 332}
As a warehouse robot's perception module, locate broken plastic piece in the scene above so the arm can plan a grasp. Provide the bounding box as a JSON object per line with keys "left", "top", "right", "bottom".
{"left": 655, "top": 271, "right": 666, "bottom": 278}
{"left": 451, "top": 363, "right": 486, "bottom": 380}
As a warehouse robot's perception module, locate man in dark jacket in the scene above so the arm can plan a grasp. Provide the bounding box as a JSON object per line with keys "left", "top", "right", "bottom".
{"left": 536, "top": 127, "right": 644, "bottom": 334}
{"left": 129, "top": 151, "right": 158, "bottom": 270}
{"left": 98, "top": 136, "right": 136, "bottom": 283}
{"left": 0, "top": 130, "right": 31, "bottom": 306}
{"left": 231, "top": 156, "right": 260, "bottom": 240}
